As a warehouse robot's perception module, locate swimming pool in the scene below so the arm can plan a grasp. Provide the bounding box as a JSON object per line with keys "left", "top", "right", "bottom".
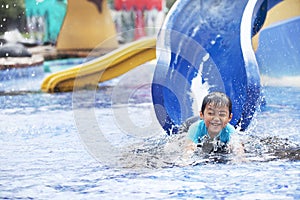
{"left": 0, "top": 62, "right": 299, "bottom": 199}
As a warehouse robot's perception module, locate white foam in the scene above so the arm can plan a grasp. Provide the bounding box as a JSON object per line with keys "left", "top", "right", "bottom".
{"left": 261, "top": 75, "right": 300, "bottom": 87}
{"left": 190, "top": 60, "right": 210, "bottom": 115}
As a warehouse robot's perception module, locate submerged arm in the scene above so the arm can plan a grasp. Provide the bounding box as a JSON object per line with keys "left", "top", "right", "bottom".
{"left": 229, "top": 133, "right": 246, "bottom": 161}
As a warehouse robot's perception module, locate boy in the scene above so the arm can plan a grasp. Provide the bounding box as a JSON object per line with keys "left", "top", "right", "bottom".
{"left": 185, "top": 92, "right": 243, "bottom": 154}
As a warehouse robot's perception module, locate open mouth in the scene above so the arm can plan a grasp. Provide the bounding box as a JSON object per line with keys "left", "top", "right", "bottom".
{"left": 210, "top": 122, "right": 221, "bottom": 127}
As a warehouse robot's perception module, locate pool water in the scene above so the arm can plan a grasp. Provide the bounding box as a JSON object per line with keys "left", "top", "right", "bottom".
{"left": 43, "top": 57, "right": 95, "bottom": 73}
{"left": 0, "top": 62, "right": 299, "bottom": 199}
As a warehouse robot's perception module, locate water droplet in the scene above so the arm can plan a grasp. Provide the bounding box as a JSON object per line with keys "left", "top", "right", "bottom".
{"left": 202, "top": 53, "right": 210, "bottom": 62}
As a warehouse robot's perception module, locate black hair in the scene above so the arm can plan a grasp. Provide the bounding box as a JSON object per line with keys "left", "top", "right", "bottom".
{"left": 200, "top": 92, "right": 232, "bottom": 116}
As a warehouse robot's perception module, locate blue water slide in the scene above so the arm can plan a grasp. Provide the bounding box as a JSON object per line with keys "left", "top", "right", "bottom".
{"left": 152, "top": 0, "right": 271, "bottom": 134}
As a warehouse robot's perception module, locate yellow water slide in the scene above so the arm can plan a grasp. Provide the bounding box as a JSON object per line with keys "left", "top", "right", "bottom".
{"left": 41, "top": 37, "right": 156, "bottom": 93}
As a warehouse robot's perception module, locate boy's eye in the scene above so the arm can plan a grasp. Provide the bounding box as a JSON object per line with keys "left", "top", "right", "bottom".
{"left": 218, "top": 112, "right": 227, "bottom": 117}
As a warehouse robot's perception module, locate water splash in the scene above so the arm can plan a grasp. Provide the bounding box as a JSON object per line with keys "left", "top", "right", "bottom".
{"left": 111, "top": 128, "right": 300, "bottom": 170}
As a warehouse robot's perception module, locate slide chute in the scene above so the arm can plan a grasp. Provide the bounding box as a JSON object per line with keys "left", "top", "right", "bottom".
{"left": 152, "top": 0, "right": 267, "bottom": 134}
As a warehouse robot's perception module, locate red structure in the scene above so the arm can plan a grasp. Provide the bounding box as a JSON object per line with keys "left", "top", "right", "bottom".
{"left": 114, "top": 0, "right": 163, "bottom": 40}
{"left": 114, "top": 0, "right": 162, "bottom": 11}
{"left": 134, "top": 9, "right": 146, "bottom": 39}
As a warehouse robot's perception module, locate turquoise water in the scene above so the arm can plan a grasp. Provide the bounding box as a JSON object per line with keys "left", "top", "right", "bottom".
{"left": 0, "top": 62, "right": 299, "bottom": 199}
{"left": 43, "top": 58, "right": 95, "bottom": 73}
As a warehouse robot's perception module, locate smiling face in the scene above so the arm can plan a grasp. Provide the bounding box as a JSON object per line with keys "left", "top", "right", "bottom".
{"left": 200, "top": 103, "right": 232, "bottom": 138}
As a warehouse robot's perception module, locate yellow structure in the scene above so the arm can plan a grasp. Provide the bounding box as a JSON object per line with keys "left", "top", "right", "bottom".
{"left": 56, "top": 0, "right": 118, "bottom": 50}
{"left": 252, "top": 0, "right": 300, "bottom": 51}
{"left": 42, "top": 37, "right": 156, "bottom": 93}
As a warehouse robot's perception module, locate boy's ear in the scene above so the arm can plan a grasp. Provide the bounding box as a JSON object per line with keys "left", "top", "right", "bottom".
{"left": 228, "top": 113, "right": 233, "bottom": 121}
{"left": 199, "top": 111, "right": 204, "bottom": 119}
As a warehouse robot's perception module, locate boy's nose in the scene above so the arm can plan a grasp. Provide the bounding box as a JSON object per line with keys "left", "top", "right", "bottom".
{"left": 211, "top": 116, "right": 220, "bottom": 121}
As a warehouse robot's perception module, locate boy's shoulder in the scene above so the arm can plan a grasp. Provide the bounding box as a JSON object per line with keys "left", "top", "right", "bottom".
{"left": 188, "top": 119, "right": 205, "bottom": 133}
{"left": 224, "top": 123, "right": 235, "bottom": 134}
{"left": 178, "top": 116, "right": 200, "bottom": 133}
{"left": 187, "top": 119, "right": 207, "bottom": 143}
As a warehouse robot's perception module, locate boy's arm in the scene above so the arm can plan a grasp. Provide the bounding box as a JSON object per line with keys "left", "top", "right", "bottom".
{"left": 178, "top": 138, "right": 197, "bottom": 166}
{"left": 185, "top": 138, "right": 197, "bottom": 154}
{"left": 184, "top": 121, "right": 199, "bottom": 156}
{"left": 229, "top": 133, "right": 246, "bottom": 161}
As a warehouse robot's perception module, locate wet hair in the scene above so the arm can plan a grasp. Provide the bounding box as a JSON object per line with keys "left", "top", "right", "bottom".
{"left": 201, "top": 92, "right": 232, "bottom": 116}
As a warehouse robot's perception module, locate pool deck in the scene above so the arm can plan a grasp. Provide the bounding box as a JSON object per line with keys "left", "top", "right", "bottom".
{"left": 28, "top": 45, "right": 117, "bottom": 60}
{"left": 0, "top": 45, "right": 117, "bottom": 69}
{"left": 0, "top": 55, "right": 44, "bottom": 70}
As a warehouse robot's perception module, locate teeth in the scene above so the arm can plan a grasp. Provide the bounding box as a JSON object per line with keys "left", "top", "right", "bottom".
{"left": 211, "top": 123, "right": 220, "bottom": 126}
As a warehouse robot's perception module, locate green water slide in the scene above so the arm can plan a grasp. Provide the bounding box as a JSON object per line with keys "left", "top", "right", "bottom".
{"left": 24, "top": 0, "right": 67, "bottom": 43}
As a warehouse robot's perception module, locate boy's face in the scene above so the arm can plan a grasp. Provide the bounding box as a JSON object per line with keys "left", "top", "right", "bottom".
{"left": 200, "top": 103, "right": 232, "bottom": 137}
